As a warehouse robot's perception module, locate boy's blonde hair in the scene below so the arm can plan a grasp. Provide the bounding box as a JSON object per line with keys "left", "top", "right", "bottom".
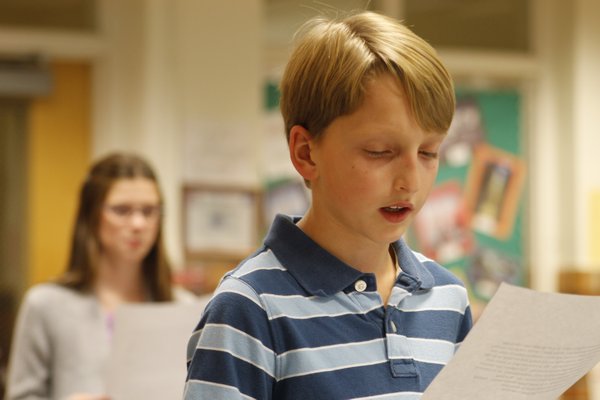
{"left": 280, "top": 11, "right": 455, "bottom": 140}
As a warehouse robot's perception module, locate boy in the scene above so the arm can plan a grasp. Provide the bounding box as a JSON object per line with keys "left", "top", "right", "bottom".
{"left": 184, "top": 11, "right": 472, "bottom": 400}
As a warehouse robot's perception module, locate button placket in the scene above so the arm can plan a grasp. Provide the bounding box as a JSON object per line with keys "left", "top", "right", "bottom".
{"left": 385, "top": 308, "right": 417, "bottom": 378}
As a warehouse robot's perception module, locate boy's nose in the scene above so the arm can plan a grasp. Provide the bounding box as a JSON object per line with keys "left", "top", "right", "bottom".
{"left": 394, "top": 159, "right": 419, "bottom": 193}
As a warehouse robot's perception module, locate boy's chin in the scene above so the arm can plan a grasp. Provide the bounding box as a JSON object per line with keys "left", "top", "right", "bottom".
{"left": 378, "top": 229, "right": 408, "bottom": 244}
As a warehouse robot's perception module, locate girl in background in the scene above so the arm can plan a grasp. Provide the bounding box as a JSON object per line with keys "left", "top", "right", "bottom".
{"left": 6, "top": 153, "right": 195, "bottom": 400}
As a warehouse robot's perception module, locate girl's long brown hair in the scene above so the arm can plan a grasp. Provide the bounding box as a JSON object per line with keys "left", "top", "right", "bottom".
{"left": 55, "top": 153, "right": 173, "bottom": 301}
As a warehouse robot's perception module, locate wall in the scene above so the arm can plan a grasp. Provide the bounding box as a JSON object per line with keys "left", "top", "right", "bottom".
{"left": 93, "top": 0, "right": 263, "bottom": 268}
{"left": 529, "top": 0, "right": 600, "bottom": 278}
{"left": 1, "top": 0, "right": 599, "bottom": 288}
{"left": 527, "top": 0, "right": 574, "bottom": 292}
{"left": 573, "top": 0, "right": 600, "bottom": 267}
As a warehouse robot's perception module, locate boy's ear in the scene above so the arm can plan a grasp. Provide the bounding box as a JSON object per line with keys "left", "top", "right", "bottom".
{"left": 289, "top": 125, "right": 318, "bottom": 182}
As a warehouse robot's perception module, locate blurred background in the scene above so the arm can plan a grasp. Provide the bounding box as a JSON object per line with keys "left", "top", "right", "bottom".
{"left": 0, "top": 0, "right": 599, "bottom": 398}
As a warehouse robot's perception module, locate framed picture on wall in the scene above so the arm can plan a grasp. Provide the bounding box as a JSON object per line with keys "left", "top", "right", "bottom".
{"left": 464, "top": 145, "right": 526, "bottom": 239}
{"left": 182, "top": 184, "right": 261, "bottom": 260}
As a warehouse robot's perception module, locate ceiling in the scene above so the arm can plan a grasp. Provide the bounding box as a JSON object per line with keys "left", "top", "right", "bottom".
{"left": 0, "top": 0, "right": 530, "bottom": 53}
{"left": 265, "top": 0, "right": 530, "bottom": 52}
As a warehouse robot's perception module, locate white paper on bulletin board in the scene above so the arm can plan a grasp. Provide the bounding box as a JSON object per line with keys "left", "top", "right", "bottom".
{"left": 183, "top": 119, "right": 258, "bottom": 184}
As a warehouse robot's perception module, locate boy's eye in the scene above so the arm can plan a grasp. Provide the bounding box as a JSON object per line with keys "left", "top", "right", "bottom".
{"left": 364, "top": 149, "right": 392, "bottom": 158}
{"left": 419, "top": 150, "right": 439, "bottom": 159}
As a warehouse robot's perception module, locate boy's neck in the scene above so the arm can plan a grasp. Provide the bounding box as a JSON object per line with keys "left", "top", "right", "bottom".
{"left": 298, "top": 211, "right": 398, "bottom": 304}
{"left": 297, "top": 211, "right": 397, "bottom": 276}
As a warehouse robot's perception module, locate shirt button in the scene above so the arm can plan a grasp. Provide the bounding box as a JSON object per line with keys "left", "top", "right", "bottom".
{"left": 355, "top": 280, "right": 367, "bottom": 292}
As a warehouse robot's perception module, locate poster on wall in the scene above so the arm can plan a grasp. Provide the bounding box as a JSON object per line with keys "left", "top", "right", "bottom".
{"left": 408, "top": 89, "right": 527, "bottom": 316}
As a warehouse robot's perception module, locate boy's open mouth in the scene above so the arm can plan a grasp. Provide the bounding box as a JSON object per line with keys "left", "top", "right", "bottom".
{"left": 380, "top": 204, "right": 413, "bottom": 222}
{"left": 382, "top": 206, "right": 408, "bottom": 213}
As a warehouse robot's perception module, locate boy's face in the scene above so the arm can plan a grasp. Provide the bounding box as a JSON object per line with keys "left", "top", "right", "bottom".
{"left": 307, "top": 73, "right": 445, "bottom": 246}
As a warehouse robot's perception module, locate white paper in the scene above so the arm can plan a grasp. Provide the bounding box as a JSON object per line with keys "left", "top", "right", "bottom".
{"left": 422, "top": 283, "right": 600, "bottom": 399}
{"left": 183, "top": 119, "right": 258, "bottom": 185}
{"left": 106, "top": 300, "right": 208, "bottom": 400}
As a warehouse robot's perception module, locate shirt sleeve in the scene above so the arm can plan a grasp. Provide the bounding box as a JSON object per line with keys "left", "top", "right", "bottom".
{"left": 5, "top": 287, "right": 52, "bottom": 400}
{"left": 183, "top": 276, "right": 277, "bottom": 400}
{"left": 455, "top": 296, "right": 474, "bottom": 349}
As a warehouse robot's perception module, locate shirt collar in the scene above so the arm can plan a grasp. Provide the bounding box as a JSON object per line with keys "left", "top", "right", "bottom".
{"left": 264, "top": 214, "right": 434, "bottom": 296}
{"left": 391, "top": 240, "right": 434, "bottom": 291}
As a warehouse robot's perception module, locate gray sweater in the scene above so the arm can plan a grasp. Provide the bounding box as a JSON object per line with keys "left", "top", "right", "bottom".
{"left": 5, "top": 283, "right": 198, "bottom": 400}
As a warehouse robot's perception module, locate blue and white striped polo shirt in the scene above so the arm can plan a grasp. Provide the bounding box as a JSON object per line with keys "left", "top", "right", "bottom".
{"left": 184, "top": 214, "right": 472, "bottom": 400}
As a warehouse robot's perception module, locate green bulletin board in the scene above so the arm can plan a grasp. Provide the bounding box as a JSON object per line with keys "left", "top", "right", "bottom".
{"left": 407, "top": 89, "right": 527, "bottom": 313}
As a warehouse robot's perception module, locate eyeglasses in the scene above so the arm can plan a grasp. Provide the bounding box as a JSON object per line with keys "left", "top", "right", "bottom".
{"left": 104, "top": 204, "right": 162, "bottom": 221}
